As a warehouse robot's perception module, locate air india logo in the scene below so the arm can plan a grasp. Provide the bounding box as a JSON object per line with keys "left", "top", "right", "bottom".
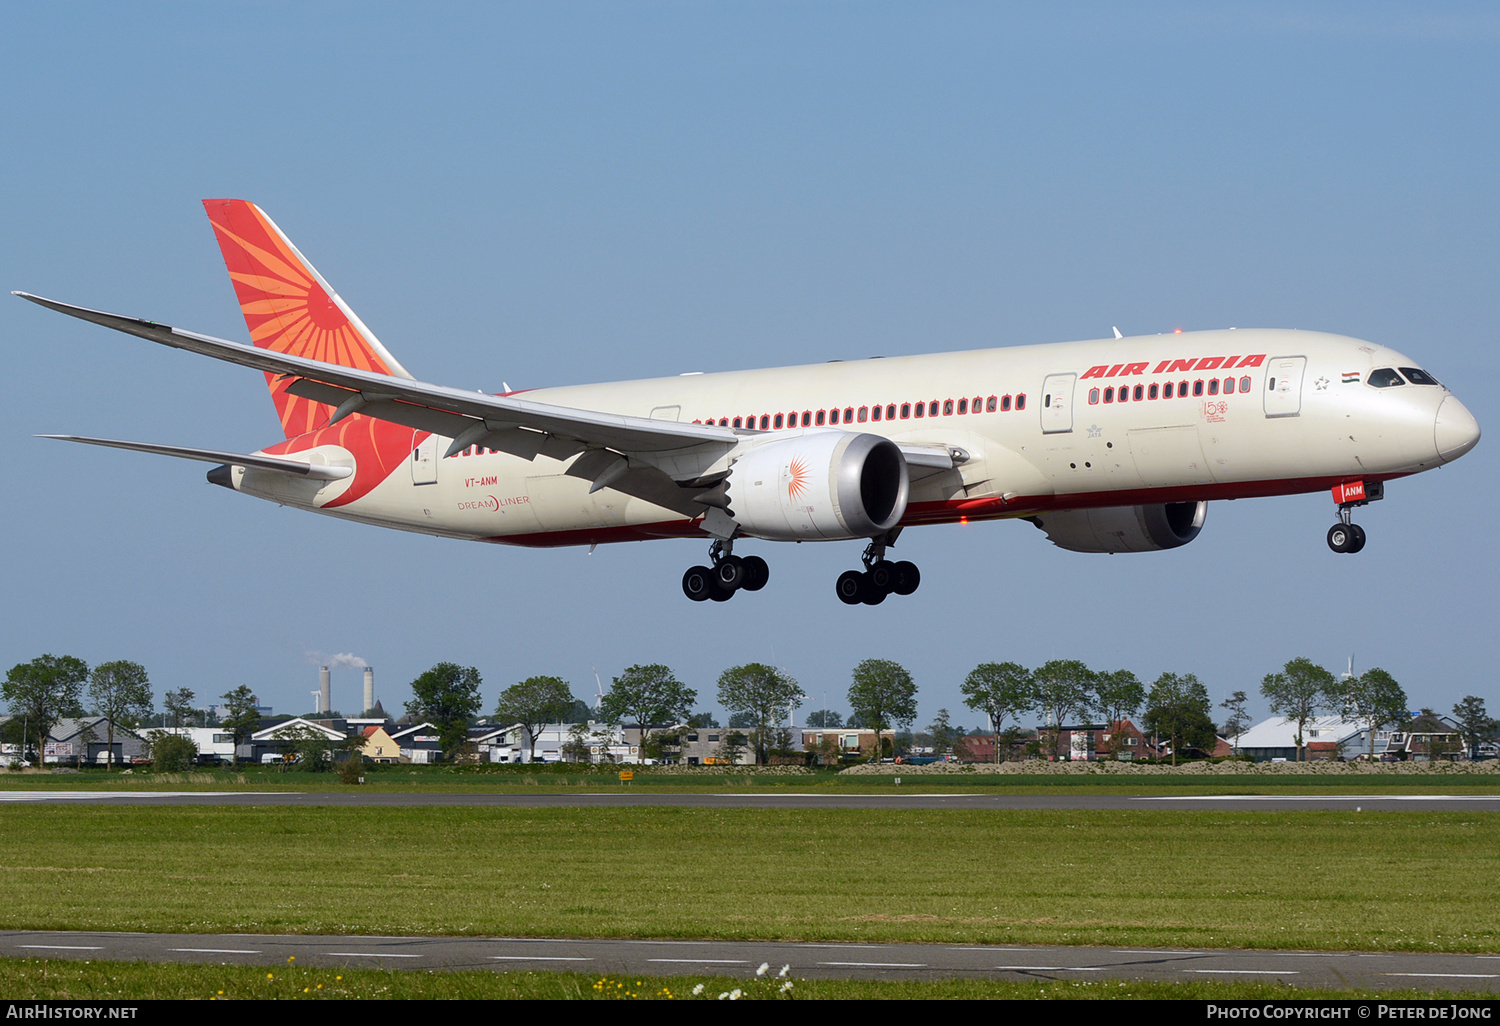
{"left": 787, "top": 458, "right": 810, "bottom": 500}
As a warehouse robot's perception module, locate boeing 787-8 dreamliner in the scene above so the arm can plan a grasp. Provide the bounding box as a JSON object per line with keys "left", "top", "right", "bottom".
{"left": 16, "top": 199, "right": 1481, "bottom": 603}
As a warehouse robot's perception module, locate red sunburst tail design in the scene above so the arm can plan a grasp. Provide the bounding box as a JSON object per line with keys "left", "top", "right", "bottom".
{"left": 203, "top": 199, "right": 406, "bottom": 440}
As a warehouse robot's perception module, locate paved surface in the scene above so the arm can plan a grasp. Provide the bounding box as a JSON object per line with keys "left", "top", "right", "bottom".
{"left": 1, "top": 789, "right": 1499, "bottom": 810}
{"left": 3, "top": 930, "right": 1497, "bottom": 991}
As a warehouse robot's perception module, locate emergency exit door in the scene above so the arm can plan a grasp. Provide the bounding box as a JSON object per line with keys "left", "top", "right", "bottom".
{"left": 1264, "top": 356, "right": 1306, "bottom": 418}
{"left": 1041, "top": 373, "right": 1076, "bottom": 434}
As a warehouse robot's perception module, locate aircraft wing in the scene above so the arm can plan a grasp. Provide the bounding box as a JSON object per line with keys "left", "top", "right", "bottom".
{"left": 15, "top": 293, "right": 738, "bottom": 473}
{"left": 36, "top": 435, "right": 354, "bottom": 479}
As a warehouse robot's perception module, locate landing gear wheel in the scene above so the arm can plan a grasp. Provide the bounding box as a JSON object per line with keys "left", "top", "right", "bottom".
{"left": 1347, "top": 524, "right": 1366, "bottom": 554}
{"left": 740, "top": 555, "right": 770, "bottom": 591}
{"left": 836, "top": 570, "right": 865, "bottom": 605}
{"left": 1327, "top": 524, "right": 1352, "bottom": 553}
{"left": 708, "top": 581, "right": 734, "bottom": 602}
{"left": 892, "top": 560, "right": 920, "bottom": 596}
{"left": 683, "top": 565, "right": 714, "bottom": 601}
{"left": 861, "top": 571, "right": 887, "bottom": 605}
{"left": 715, "top": 556, "right": 744, "bottom": 590}
{"left": 868, "top": 560, "right": 896, "bottom": 594}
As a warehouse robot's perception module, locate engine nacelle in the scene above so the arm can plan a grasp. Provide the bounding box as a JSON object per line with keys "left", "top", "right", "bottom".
{"left": 1026, "top": 501, "right": 1207, "bottom": 554}
{"left": 726, "top": 430, "right": 909, "bottom": 541}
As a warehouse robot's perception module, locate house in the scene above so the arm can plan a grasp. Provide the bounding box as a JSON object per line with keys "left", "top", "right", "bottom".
{"left": 247, "top": 717, "right": 348, "bottom": 764}
{"left": 389, "top": 722, "right": 445, "bottom": 763}
{"left": 154, "top": 726, "right": 239, "bottom": 764}
{"left": 357, "top": 725, "right": 402, "bottom": 763}
{"left": 41, "top": 717, "right": 150, "bottom": 767}
{"left": 1235, "top": 716, "right": 1364, "bottom": 762}
{"left": 801, "top": 727, "right": 896, "bottom": 762}
{"left": 1377, "top": 712, "right": 1466, "bottom": 761}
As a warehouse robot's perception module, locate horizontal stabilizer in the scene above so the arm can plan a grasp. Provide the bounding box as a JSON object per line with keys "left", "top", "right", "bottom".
{"left": 37, "top": 435, "right": 352, "bottom": 480}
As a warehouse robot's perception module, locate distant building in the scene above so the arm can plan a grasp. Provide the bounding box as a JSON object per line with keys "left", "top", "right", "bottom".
{"left": 1235, "top": 716, "right": 1363, "bottom": 762}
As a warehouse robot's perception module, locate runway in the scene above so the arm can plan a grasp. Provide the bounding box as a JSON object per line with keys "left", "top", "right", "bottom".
{"left": 3, "top": 930, "right": 1496, "bottom": 991}
{"left": 1, "top": 789, "right": 1499, "bottom": 810}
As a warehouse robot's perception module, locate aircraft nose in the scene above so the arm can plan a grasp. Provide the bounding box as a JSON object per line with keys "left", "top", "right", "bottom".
{"left": 1435, "top": 395, "right": 1481, "bottom": 463}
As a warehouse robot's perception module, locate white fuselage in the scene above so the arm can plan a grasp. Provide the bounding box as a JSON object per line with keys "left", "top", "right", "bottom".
{"left": 230, "top": 327, "right": 1477, "bottom": 547}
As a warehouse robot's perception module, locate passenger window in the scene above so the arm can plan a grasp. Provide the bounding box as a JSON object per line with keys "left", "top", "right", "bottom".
{"left": 871, "top": 405, "right": 881, "bottom": 421}
{"left": 914, "top": 403, "right": 924, "bottom": 418}
{"left": 816, "top": 410, "right": 826, "bottom": 426}
{"left": 1193, "top": 380, "right": 1204, "bottom": 397}
{"left": 1088, "top": 388, "right": 1100, "bottom": 405}
{"left": 1367, "top": 368, "right": 1405, "bottom": 388}
{"left": 774, "top": 413, "right": 783, "bottom": 429}
{"left": 900, "top": 403, "right": 911, "bottom": 419}
{"left": 1207, "top": 379, "right": 1218, "bottom": 395}
{"left": 1223, "top": 378, "right": 1234, "bottom": 393}
{"left": 958, "top": 398, "right": 968, "bottom": 414}
{"left": 943, "top": 399, "right": 954, "bottom": 416}
{"left": 858, "top": 407, "right": 869, "bottom": 422}
{"left": 844, "top": 407, "right": 854, "bottom": 422}
{"left": 886, "top": 404, "right": 896, "bottom": 420}
{"left": 986, "top": 395, "right": 998, "bottom": 412}
{"left": 760, "top": 415, "right": 770, "bottom": 430}
{"left": 1104, "top": 386, "right": 1114, "bottom": 403}
{"left": 1132, "top": 385, "right": 1143, "bottom": 401}
{"left": 1178, "top": 380, "right": 1189, "bottom": 396}
{"left": 1148, "top": 383, "right": 1159, "bottom": 400}
{"left": 973, "top": 395, "right": 982, "bottom": 411}
{"left": 1238, "top": 376, "right": 1251, "bottom": 393}
{"left": 732, "top": 417, "right": 742, "bottom": 428}
{"left": 1016, "top": 394, "right": 1027, "bottom": 410}
{"left": 1001, "top": 395, "right": 1012, "bottom": 411}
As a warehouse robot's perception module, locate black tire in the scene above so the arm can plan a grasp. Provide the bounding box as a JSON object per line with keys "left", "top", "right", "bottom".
{"left": 1347, "top": 524, "right": 1367, "bottom": 554}
{"left": 836, "top": 569, "right": 864, "bottom": 605}
{"left": 709, "top": 580, "right": 734, "bottom": 601}
{"left": 869, "top": 559, "right": 896, "bottom": 593}
{"left": 683, "top": 565, "right": 714, "bottom": 601}
{"left": 1327, "top": 524, "right": 1351, "bottom": 553}
{"left": 715, "top": 556, "right": 744, "bottom": 590}
{"left": 740, "top": 555, "right": 770, "bottom": 591}
{"left": 862, "top": 571, "right": 887, "bottom": 605}
{"left": 892, "top": 560, "right": 920, "bottom": 596}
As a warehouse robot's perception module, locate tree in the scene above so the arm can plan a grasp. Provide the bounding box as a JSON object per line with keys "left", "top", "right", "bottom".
{"left": 805, "top": 709, "right": 843, "bottom": 729}
{"left": 715, "top": 730, "right": 749, "bottom": 765}
{"left": 1260, "top": 657, "right": 1334, "bottom": 761}
{"left": 846, "top": 659, "right": 917, "bottom": 759}
{"left": 146, "top": 730, "right": 197, "bottom": 772}
{"left": 960, "top": 662, "right": 1034, "bottom": 763}
{"left": 1452, "top": 696, "right": 1496, "bottom": 761}
{"left": 495, "top": 675, "right": 576, "bottom": 762}
{"left": 1332, "top": 668, "right": 1408, "bottom": 760}
{"left": 925, "top": 709, "right": 957, "bottom": 756}
{"left": 219, "top": 685, "right": 262, "bottom": 764}
{"left": 88, "top": 661, "right": 153, "bottom": 771}
{"left": 1143, "top": 672, "right": 1216, "bottom": 765}
{"left": 405, "top": 663, "right": 483, "bottom": 761}
{"left": 163, "top": 688, "right": 197, "bottom": 729}
{"left": 2, "top": 655, "right": 88, "bottom": 766}
{"left": 1094, "top": 669, "right": 1145, "bottom": 730}
{"left": 687, "top": 712, "right": 720, "bottom": 728}
{"left": 1032, "top": 659, "right": 1094, "bottom": 760}
{"left": 562, "top": 723, "right": 593, "bottom": 763}
{"left": 597, "top": 664, "right": 697, "bottom": 755}
{"left": 1218, "top": 690, "right": 1250, "bottom": 756}
{"left": 717, "top": 663, "right": 802, "bottom": 765}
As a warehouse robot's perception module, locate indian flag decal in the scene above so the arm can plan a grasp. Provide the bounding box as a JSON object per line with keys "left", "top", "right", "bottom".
{"left": 1342, "top": 371, "right": 1360, "bottom": 383}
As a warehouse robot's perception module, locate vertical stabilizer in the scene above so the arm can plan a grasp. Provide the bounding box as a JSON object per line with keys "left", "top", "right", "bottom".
{"left": 202, "top": 199, "right": 414, "bottom": 439}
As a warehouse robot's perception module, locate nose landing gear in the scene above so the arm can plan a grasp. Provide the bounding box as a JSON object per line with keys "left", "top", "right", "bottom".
{"left": 683, "top": 538, "right": 769, "bottom": 602}
{"left": 1327, "top": 480, "right": 1382, "bottom": 554}
{"left": 836, "top": 534, "right": 920, "bottom": 606}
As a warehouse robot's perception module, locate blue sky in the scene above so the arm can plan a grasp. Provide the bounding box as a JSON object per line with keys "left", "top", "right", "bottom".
{"left": 2, "top": 3, "right": 1496, "bottom": 729}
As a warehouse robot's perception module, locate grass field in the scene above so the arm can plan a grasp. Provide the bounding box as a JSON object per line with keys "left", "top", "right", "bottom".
{"left": 0, "top": 958, "right": 1476, "bottom": 1001}
{"left": 3, "top": 763, "right": 1499, "bottom": 793}
{"left": 1, "top": 805, "right": 1497, "bottom": 952}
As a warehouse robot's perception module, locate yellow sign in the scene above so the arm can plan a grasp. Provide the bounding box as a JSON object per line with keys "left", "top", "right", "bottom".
{"left": 618, "top": 770, "right": 634, "bottom": 782}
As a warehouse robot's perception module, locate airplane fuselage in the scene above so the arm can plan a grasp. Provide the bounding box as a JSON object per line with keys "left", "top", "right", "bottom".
{"left": 229, "top": 326, "right": 1474, "bottom": 547}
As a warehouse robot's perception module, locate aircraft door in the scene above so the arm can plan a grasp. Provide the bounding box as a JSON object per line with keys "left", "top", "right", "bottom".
{"left": 1264, "top": 357, "right": 1306, "bottom": 418}
{"left": 411, "top": 432, "right": 438, "bottom": 485}
{"left": 1041, "top": 373, "right": 1076, "bottom": 434}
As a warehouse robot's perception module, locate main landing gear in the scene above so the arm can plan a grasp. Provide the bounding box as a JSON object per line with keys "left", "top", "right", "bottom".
{"left": 682, "top": 538, "right": 769, "bottom": 602}
{"left": 1327, "top": 480, "right": 1383, "bottom": 554}
{"left": 836, "top": 536, "right": 920, "bottom": 606}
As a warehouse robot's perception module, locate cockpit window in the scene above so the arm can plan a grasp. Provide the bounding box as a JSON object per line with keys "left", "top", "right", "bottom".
{"left": 1399, "top": 367, "right": 1442, "bottom": 386}
{"left": 1367, "top": 368, "right": 1405, "bottom": 388}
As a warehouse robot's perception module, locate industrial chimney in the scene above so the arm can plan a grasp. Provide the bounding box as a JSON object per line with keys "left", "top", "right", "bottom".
{"left": 363, "top": 666, "right": 374, "bottom": 714}
{"left": 319, "top": 666, "right": 331, "bottom": 716}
